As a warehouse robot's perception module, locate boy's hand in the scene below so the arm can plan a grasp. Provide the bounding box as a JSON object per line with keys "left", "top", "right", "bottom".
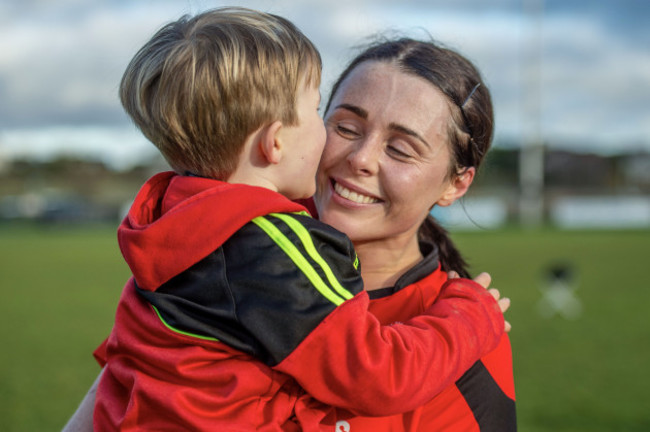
{"left": 448, "top": 271, "right": 512, "bottom": 333}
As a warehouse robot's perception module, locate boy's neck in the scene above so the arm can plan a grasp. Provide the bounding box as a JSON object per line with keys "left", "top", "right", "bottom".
{"left": 227, "top": 171, "right": 279, "bottom": 193}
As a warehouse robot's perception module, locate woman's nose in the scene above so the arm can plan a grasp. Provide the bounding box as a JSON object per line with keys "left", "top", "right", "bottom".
{"left": 347, "top": 138, "right": 380, "bottom": 175}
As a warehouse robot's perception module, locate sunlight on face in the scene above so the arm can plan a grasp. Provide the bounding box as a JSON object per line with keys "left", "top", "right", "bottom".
{"left": 315, "top": 61, "right": 457, "bottom": 245}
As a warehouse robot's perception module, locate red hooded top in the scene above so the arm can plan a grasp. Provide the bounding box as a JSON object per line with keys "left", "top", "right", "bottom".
{"left": 94, "top": 172, "right": 504, "bottom": 431}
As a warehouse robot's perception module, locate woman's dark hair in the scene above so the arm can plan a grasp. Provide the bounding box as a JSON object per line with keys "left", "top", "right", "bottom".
{"left": 325, "top": 37, "right": 494, "bottom": 277}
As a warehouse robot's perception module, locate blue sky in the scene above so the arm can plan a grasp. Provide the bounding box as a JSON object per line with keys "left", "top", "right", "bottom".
{"left": 1, "top": 0, "right": 649, "bottom": 168}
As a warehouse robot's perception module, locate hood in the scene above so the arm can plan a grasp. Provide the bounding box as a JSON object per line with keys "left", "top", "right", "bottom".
{"left": 118, "top": 172, "right": 307, "bottom": 291}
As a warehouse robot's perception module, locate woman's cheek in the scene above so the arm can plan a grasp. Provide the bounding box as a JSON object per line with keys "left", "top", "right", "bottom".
{"left": 319, "top": 137, "right": 345, "bottom": 173}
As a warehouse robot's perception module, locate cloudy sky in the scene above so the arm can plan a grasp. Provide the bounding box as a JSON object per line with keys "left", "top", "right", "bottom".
{"left": 1, "top": 0, "right": 649, "bottom": 168}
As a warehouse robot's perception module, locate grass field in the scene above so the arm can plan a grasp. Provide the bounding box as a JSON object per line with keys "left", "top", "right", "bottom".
{"left": 1, "top": 223, "right": 649, "bottom": 431}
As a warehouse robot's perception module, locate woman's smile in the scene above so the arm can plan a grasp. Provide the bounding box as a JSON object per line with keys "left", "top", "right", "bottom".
{"left": 331, "top": 178, "right": 382, "bottom": 205}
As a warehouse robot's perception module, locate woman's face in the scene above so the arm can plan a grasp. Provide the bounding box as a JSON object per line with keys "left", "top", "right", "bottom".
{"left": 315, "top": 61, "right": 463, "bottom": 245}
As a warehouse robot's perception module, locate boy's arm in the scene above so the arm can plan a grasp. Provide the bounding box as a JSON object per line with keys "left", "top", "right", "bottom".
{"left": 451, "top": 270, "right": 511, "bottom": 332}
{"left": 275, "top": 277, "right": 503, "bottom": 416}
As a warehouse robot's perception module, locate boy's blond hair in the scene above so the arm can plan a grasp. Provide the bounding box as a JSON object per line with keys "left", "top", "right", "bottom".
{"left": 120, "top": 7, "right": 322, "bottom": 179}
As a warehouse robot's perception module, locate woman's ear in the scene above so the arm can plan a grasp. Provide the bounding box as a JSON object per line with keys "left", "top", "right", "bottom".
{"left": 258, "top": 121, "right": 284, "bottom": 165}
{"left": 437, "top": 167, "right": 476, "bottom": 207}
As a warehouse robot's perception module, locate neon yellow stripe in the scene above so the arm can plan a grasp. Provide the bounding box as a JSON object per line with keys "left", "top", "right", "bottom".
{"left": 270, "top": 213, "right": 354, "bottom": 301}
{"left": 151, "top": 305, "right": 219, "bottom": 342}
{"left": 252, "top": 216, "right": 346, "bottom": 306}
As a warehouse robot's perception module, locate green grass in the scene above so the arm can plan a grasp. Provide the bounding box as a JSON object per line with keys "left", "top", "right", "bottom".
{"left": 453, "top": 228, "right": 650, "bottom": 431}
{"left": 1, "top": 223, "right": 648, "bottom": 431}
{"left": 0, "top": 223, "right": 129, "bottom": 431}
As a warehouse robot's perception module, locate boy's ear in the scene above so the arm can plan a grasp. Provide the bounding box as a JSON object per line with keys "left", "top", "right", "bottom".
{"left": 259, "top": 121, "right": 284, "bottom": 165}
{"left": 436, "top": 167, "right": 476, "bottom": 207}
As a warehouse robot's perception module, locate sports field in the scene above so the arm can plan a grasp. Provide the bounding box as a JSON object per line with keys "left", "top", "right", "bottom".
{"left": 1, "top": 223, "right": 648, "bottom": 431}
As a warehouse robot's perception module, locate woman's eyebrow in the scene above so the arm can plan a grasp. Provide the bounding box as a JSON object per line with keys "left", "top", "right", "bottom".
{"left": 334, "top": 103, "right": 368, "bottom": 119}
{"left": 389, "top": 123, "right": 431, "bottom": 149}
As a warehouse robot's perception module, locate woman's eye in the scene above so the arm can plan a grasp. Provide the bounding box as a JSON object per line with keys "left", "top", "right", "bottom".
{"left": 336, "top": 124, "right": 360, "bottom": 138}
{"left": 387, "top": 145, "right": 412, "bottom": 159}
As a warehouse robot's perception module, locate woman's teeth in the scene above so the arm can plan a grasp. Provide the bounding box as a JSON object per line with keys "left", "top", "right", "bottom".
{"left": 334, "top": 182, "right": 379, "bottom": 204}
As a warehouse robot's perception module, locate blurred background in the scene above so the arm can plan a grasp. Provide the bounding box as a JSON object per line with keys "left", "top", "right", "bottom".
{"left": 1, "top": 0, "right": 648, "bottom": 431}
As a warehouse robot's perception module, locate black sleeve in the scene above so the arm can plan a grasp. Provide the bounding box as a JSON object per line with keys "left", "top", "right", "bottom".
{"left": 137, "top": 212, "right": 364, "bottom": 366}
{"left": 457, "top": 361, "right": 517, "bottom": 431}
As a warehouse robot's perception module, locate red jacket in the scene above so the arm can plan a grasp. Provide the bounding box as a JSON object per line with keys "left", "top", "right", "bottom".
{"left": 94, "top": 172, "right": 505, "bottom": 431}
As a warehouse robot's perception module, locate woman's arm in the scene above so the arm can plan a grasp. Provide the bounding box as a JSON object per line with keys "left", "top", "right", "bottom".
{"left": 61, "top": 369, "right": 102, "bottom": 432}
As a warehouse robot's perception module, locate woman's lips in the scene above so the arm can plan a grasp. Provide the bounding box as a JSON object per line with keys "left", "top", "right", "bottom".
{"left": 332, "top": 179, "right": 381, "bottom": 204}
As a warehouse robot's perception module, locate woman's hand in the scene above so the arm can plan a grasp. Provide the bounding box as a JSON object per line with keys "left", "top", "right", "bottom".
{"left": 448, "top": 271, "right": 511, "bottom": 332}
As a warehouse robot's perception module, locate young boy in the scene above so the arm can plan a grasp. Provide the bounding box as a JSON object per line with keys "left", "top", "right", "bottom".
{"left": 93, "top": 7, "right": 505, "bottom": 431}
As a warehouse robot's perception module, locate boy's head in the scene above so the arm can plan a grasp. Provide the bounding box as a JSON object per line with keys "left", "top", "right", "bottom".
{"left": 120, "top": 7, "right": 322, "bottom": 180}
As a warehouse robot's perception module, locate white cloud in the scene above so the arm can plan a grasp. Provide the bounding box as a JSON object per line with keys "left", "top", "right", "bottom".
{"left": 534, "top": 14, "right": 650, "bottom": 147}
{"left": 0, "top": 126, "right": 157, "bottom": 170}
{"left": 0, "top": 0, "right": 648, "bottom": 158}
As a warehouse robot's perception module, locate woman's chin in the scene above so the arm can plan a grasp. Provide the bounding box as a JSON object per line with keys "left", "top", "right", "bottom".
{"left": 318, "top": 208, "right": 364, "bottom": 239}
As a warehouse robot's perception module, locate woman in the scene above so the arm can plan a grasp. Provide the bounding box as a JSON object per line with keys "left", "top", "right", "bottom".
{"left": 291, "top": 37, "right": 516, "bottom": 431}
{"left": 63, "top": 37, "right": 515, "bottom": 431}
